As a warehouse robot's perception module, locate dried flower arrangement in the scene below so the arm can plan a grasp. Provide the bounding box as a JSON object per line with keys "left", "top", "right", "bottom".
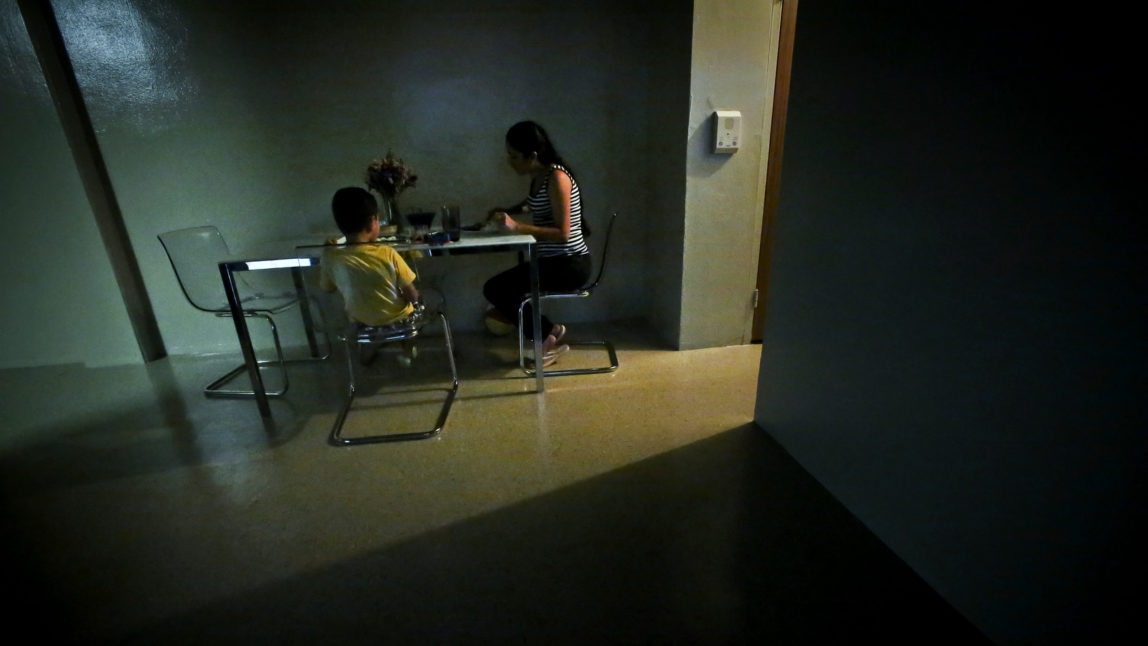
{"left": 365, "top": 151, "right": 418, "bottom": 199}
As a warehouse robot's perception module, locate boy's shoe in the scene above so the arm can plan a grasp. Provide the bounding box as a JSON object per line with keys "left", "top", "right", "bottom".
{"left": 397, "top": 341, "right": 418, "bottom": 367}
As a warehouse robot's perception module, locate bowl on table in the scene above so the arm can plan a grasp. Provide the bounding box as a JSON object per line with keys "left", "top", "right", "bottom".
{"left": 405, "top": 211, "right": 436, "bottom": 241}
{"left": 405, "top": 211, "right": 436, "bottom": 229}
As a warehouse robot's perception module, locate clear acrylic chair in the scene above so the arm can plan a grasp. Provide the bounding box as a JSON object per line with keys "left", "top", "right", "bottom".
{"left": 517, "top": 211, "right": 620, "bottom": 376}
{"left": 158, "top": 225, "right": 327, "bottom": 398}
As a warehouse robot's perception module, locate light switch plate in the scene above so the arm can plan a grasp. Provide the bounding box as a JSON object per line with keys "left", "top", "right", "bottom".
{"left": 713, "top": 110, "right": 741, "bottom": 154}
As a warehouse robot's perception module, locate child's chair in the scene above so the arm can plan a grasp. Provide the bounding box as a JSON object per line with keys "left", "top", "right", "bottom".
{"left": 329, "top": 303, "right": 459, "bottom": 445}
{"left": 297, "top": 241, "right": 459, "bottom": 446}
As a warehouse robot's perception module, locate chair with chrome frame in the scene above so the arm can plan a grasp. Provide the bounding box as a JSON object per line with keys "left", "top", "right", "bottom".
{"left": 158, "top": 225, "right": 329, "bottom": 398}
{"left": 329, "top": 301, "right": 459, "bottom": 446}
{"left": 299, "top": 240, "right": 459, "bottom": 446}
{"left": 517, "top": 211, "right": 620, "bottom": 376}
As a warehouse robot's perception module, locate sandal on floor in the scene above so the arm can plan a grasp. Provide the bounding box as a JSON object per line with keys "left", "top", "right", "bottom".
{"left": 526, "top": 340, "right": 568, "bottom": 368}
{"left": 530, "top": 353, "right": 560, "bottom": 368}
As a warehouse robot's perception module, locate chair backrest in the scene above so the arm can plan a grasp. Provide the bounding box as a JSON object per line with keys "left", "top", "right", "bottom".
{"left": 584, "top": 211, "right": 618, "bottom": 291}
{"left": 158, "top": 226, "right": 233, "bottom": 312}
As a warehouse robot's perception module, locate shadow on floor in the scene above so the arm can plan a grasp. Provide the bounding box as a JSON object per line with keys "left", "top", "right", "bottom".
{"left": 101, "top": 424, "right": 990, "bottom": 644}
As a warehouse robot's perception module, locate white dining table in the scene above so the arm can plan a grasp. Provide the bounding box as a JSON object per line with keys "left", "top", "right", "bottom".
{"left": 218, "top": 231, "right": 543, "bottom": 417}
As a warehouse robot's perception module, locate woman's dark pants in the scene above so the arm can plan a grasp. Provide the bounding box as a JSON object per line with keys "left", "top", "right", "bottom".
{"left": 483, "top": 254, "right": 591, "bottom": 340}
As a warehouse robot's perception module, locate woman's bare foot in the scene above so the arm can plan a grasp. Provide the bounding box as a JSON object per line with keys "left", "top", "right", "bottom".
{"left": 541, "top": 330, "right": 570, "bottom": 358}
{"left": 550, "top": 323, "right": 566, "bottom": 344}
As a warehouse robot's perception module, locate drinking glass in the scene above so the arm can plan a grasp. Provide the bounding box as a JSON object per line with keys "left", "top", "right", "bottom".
{"left": 442, "top": 204, "right": 461, "bottom": 242}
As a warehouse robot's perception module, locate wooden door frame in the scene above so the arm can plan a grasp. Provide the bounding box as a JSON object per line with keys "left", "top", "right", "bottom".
{"left": 752, "top": 0, "right": 798, "bottom": 342}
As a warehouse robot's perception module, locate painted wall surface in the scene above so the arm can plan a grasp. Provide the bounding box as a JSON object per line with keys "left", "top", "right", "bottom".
{"left": 754, "top": 3, "right": 1143, "bottom": 642}
{"left": 0, "top": 2, "right": 140, "bottom": 368}
{"left": 643, "top": 4, "right": 692, "bottom": 349}
{"left": 679, "top": 0, "right": 777, "bottom": 349}
{"left": 3, "top": 0, "right": 694, "bottom": 364}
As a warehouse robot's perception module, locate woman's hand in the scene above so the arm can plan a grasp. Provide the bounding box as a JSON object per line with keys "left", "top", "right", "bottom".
{"left": 489, "top": 211, "right": 518, "bottom": 232}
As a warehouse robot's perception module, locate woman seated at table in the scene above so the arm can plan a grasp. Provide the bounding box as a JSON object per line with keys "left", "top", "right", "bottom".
{"left": 483, "top": 120, "right": 591, "bottom": 366}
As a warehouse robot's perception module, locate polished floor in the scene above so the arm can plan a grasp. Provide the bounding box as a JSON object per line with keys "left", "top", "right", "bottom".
{"left": 0, "top": 322, "right": 989, "bottom": 644}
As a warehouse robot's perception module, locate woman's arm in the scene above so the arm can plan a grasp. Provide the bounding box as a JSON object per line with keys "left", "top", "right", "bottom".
{"left": 489, "top": 199, "right": 529, "bottom": 217}
{"left": 494, "top": 168, "right": 571, "bottom": 242}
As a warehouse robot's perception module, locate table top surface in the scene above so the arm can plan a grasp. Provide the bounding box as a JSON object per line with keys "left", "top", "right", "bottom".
{"left": 221, "top": 231, "right": 536, "bottom": 270}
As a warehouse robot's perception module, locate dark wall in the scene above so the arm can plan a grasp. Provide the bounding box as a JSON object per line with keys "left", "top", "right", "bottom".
{"left": 755, "top": 3, "right": 1143, "bottom": 642}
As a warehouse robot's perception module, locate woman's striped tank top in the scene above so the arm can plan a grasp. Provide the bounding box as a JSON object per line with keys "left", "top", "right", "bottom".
{"left": 528, "top": 164, "right": 590, "bottom": 258}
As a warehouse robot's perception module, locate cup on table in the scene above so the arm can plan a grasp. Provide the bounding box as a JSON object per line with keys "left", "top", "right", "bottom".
{"left": 441, "top": 204, "right": 461, "bottom": 242}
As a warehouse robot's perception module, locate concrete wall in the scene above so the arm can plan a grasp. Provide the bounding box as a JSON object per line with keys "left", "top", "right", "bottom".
{"left": 0, "top": 1, "right": 140, "bottom": 368}
{"left": 642, "top": 3, "right": 692, "bottom": 349}
{"left": 1, "top": 0, "right": 698, "bottom": 366}
{"left": 754, "top": 3, "right": 1143, "bottom": 642}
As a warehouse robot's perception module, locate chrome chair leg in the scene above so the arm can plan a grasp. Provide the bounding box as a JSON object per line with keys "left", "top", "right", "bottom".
{"left": 432, "top": 311, "right": 459, "bottom": 433}
{"left": 292, "top": 298, "right": 335, "bottom": 362}
{"left": 329, "top": 311, "right": 459, "bottom": 446}
{"left": 204, "top": 312, "right": 290, "bottom": 398}
{"left": 205, "top": 298, "right": 337, "bottom": 399}
{"left": 522, "top": 340, "right": 619, "bottom": 377}
{"left": 516, "top": 297, "right": 619, "bottom": 377}
{"left": 512, "top": 210, "right": 620, "bottom": 377}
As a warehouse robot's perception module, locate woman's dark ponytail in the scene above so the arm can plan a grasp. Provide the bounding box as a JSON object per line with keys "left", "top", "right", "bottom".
{"left": 505, "top": 120, "right": 591, "bottom": 237}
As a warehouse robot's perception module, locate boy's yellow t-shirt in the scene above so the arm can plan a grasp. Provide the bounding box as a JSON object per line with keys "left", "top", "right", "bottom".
{"left": 319, "top": 244, "right": 416, "bottom": 326}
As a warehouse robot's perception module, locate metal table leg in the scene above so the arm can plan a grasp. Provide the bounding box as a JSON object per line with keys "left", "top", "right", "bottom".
{"left": 220, "top": 262, "right": 271, "bottom": 416}
{"left": 292, "top": 265, "right": 322, "bottom": 358}
{"left": 528, "top": 245, "right": 544, "bottom": 393}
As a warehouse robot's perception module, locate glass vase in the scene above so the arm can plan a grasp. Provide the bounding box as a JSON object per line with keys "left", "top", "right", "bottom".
{"left": 379, "top": 194, "right": 399, "bottom": 227}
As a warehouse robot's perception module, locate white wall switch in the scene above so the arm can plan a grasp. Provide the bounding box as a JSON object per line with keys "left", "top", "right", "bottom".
{"left": 712, "top": 110, "right": 742, "bottom": 154}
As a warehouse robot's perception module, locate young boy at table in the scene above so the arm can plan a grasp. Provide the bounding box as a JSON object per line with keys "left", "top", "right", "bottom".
{"left": 320, "top": 186, "right": 420, "bottom": 328}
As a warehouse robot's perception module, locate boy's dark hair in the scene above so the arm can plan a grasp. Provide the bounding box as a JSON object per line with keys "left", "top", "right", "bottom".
{"left": 331, "top": 186, "right": 378, "bottom": 236}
